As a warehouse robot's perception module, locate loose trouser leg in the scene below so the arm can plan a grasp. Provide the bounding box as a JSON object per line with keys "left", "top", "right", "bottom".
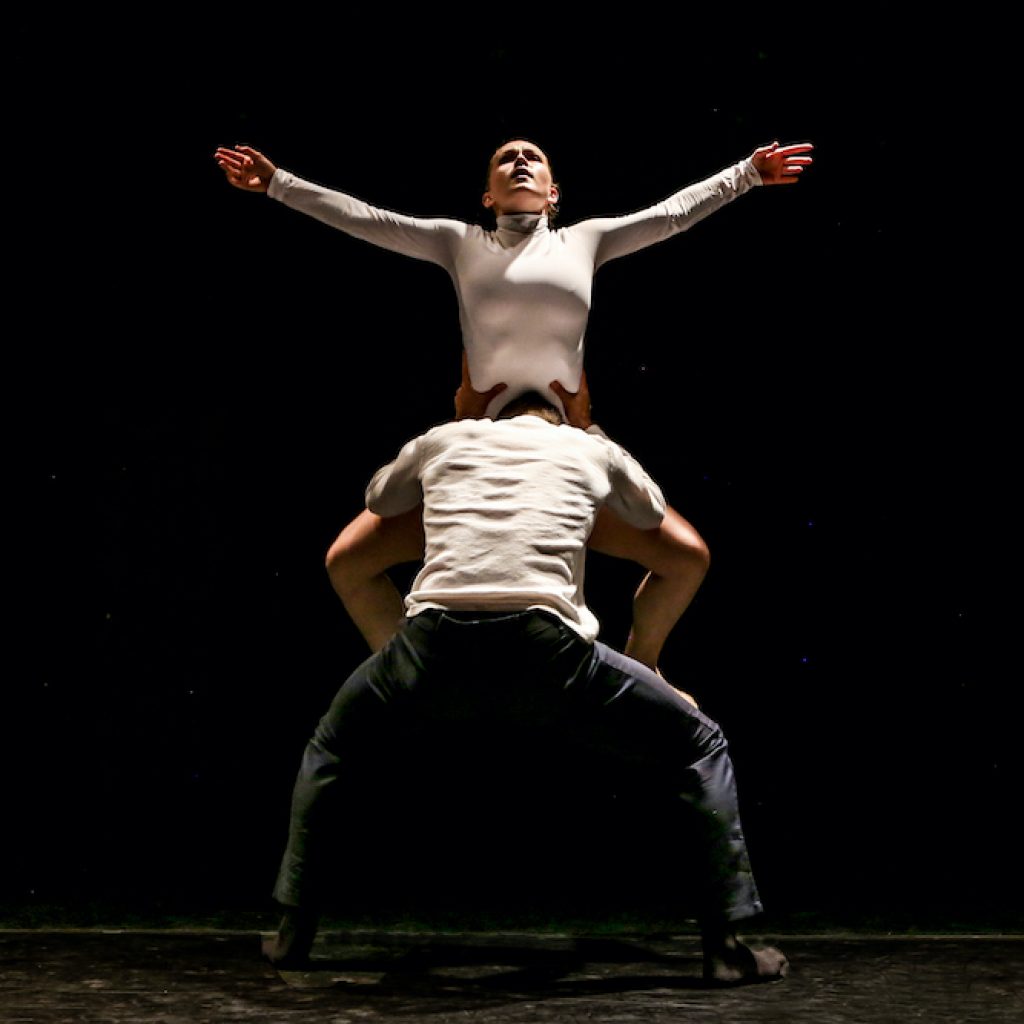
{"left": 272, "top": 608, "right": 763, "bottom": 927}
{"left": 566, "top": 639, "right": 763, "bottom": 926}
{"left": 272, "top": 618, "right": 435, "bottom": 908}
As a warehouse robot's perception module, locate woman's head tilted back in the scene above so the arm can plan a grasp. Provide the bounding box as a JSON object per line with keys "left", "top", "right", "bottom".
{"left": 483, "top": 139, "right": 560, "bottom": 221}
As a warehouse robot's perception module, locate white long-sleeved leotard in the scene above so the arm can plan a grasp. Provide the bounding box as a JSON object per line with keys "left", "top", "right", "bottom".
{"left": 268, "top": 159, "right": 762, "bottom": 417}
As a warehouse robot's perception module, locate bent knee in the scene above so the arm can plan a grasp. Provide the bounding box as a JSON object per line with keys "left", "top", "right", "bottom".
{"left": 325, "top": 533, "right": 355, "bottom": 573}
{"left": 325, "top": 532, "right": 359, "bottom": 581}
{"left": 325, "top": 507, "right": 425, "bottom": 582}
{"left": 661, "top": 510, "right": 711, "bottom": 574}
{"left": 691, "top": 535, "right": 711, "bottom": 573}
{"left": 324, "top": 511, "right": 383, "bottom": 585}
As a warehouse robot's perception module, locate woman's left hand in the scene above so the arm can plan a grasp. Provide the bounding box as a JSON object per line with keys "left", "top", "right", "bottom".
{"left": 550, "top": 372, "right": 592, "bottom": 430}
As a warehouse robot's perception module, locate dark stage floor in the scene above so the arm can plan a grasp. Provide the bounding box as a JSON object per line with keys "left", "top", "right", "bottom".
{"left": 2, "top": 927, "right": 1022, "bottom": 1023}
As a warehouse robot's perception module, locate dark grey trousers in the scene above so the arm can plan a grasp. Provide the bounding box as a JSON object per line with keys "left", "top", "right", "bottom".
{"left": 273, "top": 608, "right": 763, "bottom": 927}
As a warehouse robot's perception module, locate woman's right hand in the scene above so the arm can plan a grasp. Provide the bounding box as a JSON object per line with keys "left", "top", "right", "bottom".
{"left": 454, "top": 351, "right": 507, "bottom": 420}
{"left": 214, "top": 145, "right": 278, "bottom": 193}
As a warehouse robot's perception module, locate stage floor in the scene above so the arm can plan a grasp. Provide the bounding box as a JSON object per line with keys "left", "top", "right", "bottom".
{"left": 2, "top": 927, "right": 1022, "bottom": 1023}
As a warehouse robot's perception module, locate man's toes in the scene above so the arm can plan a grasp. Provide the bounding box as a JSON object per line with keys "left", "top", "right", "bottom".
{"left": 705, "top": 943, "right": 788, "bottom": 986}
{"left": 751, "top": 945, "right": 789, "bottom": 979}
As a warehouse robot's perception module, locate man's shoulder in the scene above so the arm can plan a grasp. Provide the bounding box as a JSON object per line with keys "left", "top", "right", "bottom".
{"left": 423, "top": 417, "right": 604, "bottom": 447}
{"left": 421, "top": 418, "right": 490, "bottom": 440}
{"left": 413, "top": 418, "right": 500, "bottom": 451}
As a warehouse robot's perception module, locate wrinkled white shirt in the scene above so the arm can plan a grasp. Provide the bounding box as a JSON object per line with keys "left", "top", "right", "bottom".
{"left": 365, "top": 415, "right": 666, "bottom": 641}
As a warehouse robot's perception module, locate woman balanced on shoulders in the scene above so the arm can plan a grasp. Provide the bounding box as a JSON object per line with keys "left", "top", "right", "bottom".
{"left": 214, "top": 135, "right": 813, "bottom": 688}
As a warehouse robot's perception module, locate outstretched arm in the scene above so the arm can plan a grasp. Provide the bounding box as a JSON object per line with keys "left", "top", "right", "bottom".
{"left": 212, "top": 143, "right": 465, "bottom": 267}
{"left": 585, "top": 140, "right": 814, "bottom": 267}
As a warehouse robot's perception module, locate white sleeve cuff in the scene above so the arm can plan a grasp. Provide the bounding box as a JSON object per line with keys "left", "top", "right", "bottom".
{"left": 266, "top": 168, "right": 292, "bottom": 201}
{"left": 740, "top": 157, "right": 763, "bottom": 187}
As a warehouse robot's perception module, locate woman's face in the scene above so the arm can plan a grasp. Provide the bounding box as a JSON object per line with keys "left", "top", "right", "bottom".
{"left": 483, "top": 140, "right": 559, "bottom": 217}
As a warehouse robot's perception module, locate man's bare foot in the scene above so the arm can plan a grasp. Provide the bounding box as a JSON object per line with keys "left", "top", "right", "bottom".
{"left": 702, "top": 929, "right": 788, "bottom": 986}
{"left": 261, "top": 906, "right": 318, "bottom": 969}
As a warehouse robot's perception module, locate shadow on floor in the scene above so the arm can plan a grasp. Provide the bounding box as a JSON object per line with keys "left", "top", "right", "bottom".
{"left": 2, "top": 928, "right": 1023, "bottom": 1023}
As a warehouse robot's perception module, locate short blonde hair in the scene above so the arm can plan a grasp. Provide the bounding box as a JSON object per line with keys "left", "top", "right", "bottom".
{"left": 497, "top": 390, "right": 562, "bottom": 425}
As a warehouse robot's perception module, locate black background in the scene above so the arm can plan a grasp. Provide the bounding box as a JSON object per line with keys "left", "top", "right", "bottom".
{"left": 14, "top": 17, "right": 1014, "bottom": 929}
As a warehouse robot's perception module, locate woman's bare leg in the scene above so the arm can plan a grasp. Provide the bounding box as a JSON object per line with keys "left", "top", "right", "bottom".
{"left": 325, "top": 506, "right": 425, "bottom": 652}
{"left": 587, "top": 504, "right": 710, "bottom": 677}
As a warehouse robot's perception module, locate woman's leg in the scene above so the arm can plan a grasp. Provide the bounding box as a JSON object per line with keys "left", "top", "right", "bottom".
{"left": 325, "top": 506, "right": 425, "bottom": 652}
{"left": 587, "top": 504, "right": 710, "bottom": 676}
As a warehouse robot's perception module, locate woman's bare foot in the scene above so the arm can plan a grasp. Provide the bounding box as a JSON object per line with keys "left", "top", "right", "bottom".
{"left": 702, "top": 927, "right": 788, "bottom": 986}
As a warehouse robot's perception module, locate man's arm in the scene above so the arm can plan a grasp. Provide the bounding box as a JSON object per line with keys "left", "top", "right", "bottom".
{"left": 365, "top": 435, "right": 427, "bottom": 517}
{"left": 551, "top": 375, "right": 664, "bottom": 528}
{"left": 602, "top": 443, "right": 668, "bottom": 531}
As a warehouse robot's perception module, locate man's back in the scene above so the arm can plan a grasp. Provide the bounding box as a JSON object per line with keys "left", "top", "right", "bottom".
{"left": 365, "top": 414, "right": 667, "bottom": 639}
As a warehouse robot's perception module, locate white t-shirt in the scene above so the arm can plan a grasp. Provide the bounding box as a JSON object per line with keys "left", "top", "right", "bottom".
{"left": 268, "top": 159, "right": 761, "bottom": 416}
{"left": 365, "top": 415, "right": 666, "bottom": 642}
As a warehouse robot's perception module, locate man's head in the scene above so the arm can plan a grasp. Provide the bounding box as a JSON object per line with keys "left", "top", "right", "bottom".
{"left": 496, "top": 390, "right": 562, "bottom": 425}
{"left": 483, "top": 139, "right": 560, "bottom": 219}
